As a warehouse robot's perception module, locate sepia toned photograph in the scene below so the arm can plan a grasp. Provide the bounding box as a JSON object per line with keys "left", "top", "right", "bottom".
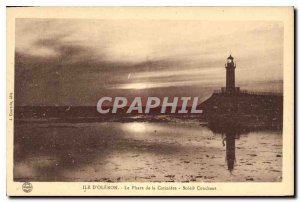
{"left": 6, "top": 7, "right": 294, "bottom": 196}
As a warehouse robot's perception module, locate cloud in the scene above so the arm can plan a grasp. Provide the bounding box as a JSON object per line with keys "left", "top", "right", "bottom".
{"left": 15, "top": 19, "right": 283, "bottom": 106}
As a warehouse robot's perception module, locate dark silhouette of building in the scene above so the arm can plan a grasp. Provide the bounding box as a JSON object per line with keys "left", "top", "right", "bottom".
{"left": 221, "top": 54, "right": 240, "bottom": 94}
{"left": 225, "top": 54, "right": 236, "bottom": 92}
{"left": 199, "top": 55, "right": 283, "bottom": 129}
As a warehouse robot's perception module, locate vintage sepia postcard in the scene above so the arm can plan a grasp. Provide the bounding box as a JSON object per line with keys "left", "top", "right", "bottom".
{"left": 6, "top": 7, "right": 294, "bottom": 196}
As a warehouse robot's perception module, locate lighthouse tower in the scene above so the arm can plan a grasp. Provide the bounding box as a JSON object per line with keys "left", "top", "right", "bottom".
{"left": 225, "top": 54, "right": 238, "bottom": 94}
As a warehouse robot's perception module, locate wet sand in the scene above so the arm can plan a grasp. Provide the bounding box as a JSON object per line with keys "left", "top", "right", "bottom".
{"left": 14, "top": 120, "right": 282, "bottom": 182}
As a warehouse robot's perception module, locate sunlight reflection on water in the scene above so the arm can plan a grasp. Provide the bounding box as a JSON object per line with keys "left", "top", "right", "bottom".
{"left": 14, "top": 121, "right": 282, "bottom": 182}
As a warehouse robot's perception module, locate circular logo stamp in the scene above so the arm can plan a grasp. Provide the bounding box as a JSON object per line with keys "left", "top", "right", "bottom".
{"left": 22, "top": 182, "right": 33, "bottom": 193}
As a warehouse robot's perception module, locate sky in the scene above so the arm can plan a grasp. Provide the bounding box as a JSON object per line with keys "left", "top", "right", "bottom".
{"left": 15, "top": 19, "right": 283, "bottom": 106}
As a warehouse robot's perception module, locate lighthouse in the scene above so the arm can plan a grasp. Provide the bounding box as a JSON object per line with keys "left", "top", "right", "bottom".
{"left": 225, "top": 54, "right": 236, "bottom": 93}
{"left": 221, "top": 54, "right": 240, "bottom": 94}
